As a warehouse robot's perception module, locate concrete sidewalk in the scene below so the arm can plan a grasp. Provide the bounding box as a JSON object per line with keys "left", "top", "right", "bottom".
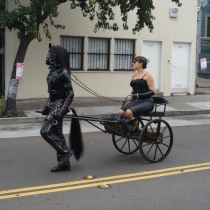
{"left": 1, "top": 94, "right": 210, "bottom": 124}
{"left": 1, "top": 76, "right": 210, "bottom": 124}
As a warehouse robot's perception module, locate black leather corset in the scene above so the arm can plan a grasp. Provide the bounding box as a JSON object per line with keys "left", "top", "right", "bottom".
{"left": 130, "top": 79, "right": 149, "bottom": 94}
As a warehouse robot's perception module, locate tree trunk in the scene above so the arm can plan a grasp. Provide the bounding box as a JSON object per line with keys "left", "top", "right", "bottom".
{"left": 5, "top": 35, "right": 33, "bottom": 115}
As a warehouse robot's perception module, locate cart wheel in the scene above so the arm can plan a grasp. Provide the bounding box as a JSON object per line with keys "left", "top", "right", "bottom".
{"left": 139, "top": 119, "right": 173, "bottom": 163}
{"left": 112, "top": 119, "right": 144, "bottom": 155}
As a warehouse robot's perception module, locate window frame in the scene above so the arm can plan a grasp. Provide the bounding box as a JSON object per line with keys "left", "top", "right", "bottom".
{"left": 60, "top": 36, "right": 85, "bottom": 71}
{"left": 114, "top": 38, "right": 136, "bottom": 71}
{"left": 87, "top": 37, "right": 110, "bottom": 71}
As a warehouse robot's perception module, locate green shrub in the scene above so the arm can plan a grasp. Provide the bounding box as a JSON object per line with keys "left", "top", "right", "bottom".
{"left": 0, "top": 96, "right": 5, "bottom": 117}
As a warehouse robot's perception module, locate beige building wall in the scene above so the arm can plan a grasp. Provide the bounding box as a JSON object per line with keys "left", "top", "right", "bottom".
{"left": 5, "top": 0, "right": 197, "bottom": 99}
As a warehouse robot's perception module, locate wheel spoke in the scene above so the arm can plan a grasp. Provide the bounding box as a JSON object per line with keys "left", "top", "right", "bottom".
{"left": 160, "top": 142, "right": 170, "bottom": 148}
{"left": 132, "top": 139, "right": 138, "bottom": 147}
{"left": 153, "top": 144, "right": 158, "bottom": 160}
{"left": 146, "top": 144, "right": 154, "bottom": 156}
{"left": 156, "top": 125, "right": 167, "bottom": 140}
{"left": 115, "top": 136, "right": 124, "bottom": 143}
{"left": 149, "top": 124, "right": 155, "bottom": 134}
{"left": 155, "top": 122, "right": 161, "bottom": 138}
{"left": 161, "top": 125, "right": 167, "bottom": 134}
{"left": 161, "top": 135, "right": 171, "bottom": 140}
{"left": 128, "top": 139, "right": 131, "bottom": 152}
{"left": 120, "top": 138, "right": 128, "bottom": 151}
{"left": 157, "top": 144, "right": 164, "bottom": 157}
{"left": 149, "top": 123, "right": 154, "bottom": 132}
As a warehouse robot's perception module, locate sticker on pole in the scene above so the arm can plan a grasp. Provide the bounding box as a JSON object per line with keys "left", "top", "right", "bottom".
{"left": 16, "top": 62, "right": 24, "bottom": 80}
{"left": 200, "top": 58, "right": 207, "bottom": 70}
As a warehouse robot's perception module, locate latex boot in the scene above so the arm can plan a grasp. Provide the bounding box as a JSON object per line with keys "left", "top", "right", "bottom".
{"left": 51, "top": 160, "right": 71, "bottom": 172}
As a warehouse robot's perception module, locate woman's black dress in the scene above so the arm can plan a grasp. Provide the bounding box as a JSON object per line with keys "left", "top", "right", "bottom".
{"left": 121, "top": 74, "right": 154, "bottom": 117}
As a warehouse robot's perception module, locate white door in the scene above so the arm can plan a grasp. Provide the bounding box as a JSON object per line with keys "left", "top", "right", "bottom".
{"left": 143, "top": 41, "right": 162, "bottom": 91}
{"left": 171, "top": 42, "right": 190, "bottom": 93}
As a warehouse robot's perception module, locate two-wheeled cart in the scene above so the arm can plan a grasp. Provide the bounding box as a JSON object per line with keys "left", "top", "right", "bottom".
{"left": 65, "top": 97, "right": 173, "bottom": 163}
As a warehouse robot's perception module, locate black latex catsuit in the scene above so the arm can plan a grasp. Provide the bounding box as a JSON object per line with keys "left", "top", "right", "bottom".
{"left": 40, "top": 67, "right": 74, "bottom": 169}
{"left": 121, "top": 73, "right": 154, "bottom": 117}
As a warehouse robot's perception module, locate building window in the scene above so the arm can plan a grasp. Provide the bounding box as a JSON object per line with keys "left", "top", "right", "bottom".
{"left": 61, "top": 36, "right": 84, "bottom": 70}
{"left": 114, "top": 39, "right": 135, "bottom": 71}
{"left": 88, "top": 38, "right": 110, "bottom": 70}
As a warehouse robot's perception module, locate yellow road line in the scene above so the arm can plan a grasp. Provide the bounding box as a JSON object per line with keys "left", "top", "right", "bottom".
{"left": 0, "top": 165, "right": 210, "bottom": 200}
{"left": 0, "top": 162, "right": 210, "bottom": 200}
{"left": 1, "top": 162, "right": 210, "bottom": 195}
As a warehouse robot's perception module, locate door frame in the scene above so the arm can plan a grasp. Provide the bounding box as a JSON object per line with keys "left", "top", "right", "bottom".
{"left": 171, "top": 41, "right": 193, "bottom": 94}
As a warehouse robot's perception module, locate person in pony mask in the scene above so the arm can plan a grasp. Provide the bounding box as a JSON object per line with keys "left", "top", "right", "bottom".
{"left": 40, "top": 43, "right": 83, "bottom": 172}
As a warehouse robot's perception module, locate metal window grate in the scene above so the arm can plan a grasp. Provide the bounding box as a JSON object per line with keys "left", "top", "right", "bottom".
{"left": 61, "top": 36, "right": 84, "bottom": 70}
{"left": 88, "top": 38, "right": 110, "bottom": 70}
{"left": 114, "top": 39, "right": 135, "bottom": 71}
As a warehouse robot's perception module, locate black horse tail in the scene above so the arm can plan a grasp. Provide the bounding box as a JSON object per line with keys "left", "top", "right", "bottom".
{"left": 69, "top": 108, "right": 84, "bottom": 160}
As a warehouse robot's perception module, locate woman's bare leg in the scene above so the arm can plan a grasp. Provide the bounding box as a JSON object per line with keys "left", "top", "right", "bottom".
{"left": 125, "top": 109, "right": 138, "bottom": 131}
{"left": 118, "top": 109, "right": 126, "bottom": 118}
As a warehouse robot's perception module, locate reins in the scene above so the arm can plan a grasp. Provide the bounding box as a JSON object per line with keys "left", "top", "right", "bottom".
{"left": 71, "top": 73, "right": 130, "bottom": 105}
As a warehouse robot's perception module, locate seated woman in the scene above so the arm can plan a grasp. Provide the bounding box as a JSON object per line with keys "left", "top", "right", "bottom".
{"left": 118, "top": 56, "right": 155, "bottom": 134}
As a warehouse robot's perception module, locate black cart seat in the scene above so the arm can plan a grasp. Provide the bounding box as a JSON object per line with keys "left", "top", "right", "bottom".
{"left": 143, "top": 97, "right": 169, "bottom": 117}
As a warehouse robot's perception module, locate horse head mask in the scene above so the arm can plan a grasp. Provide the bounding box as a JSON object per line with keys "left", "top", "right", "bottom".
{"left": 45, "top": 43, "right": 70, "bottom": 72}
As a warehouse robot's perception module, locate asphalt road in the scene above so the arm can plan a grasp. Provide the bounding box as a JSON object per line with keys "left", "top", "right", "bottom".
{"left": 1, "top": 122, "right": 210, "bottom": 209}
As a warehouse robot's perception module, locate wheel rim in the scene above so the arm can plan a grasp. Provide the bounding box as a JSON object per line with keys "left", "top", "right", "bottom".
{"left": 139, "top": 119, "right": 173, "bottom": 163}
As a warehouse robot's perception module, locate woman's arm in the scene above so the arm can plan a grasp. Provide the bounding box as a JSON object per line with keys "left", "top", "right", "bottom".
{"left": 145, "top": 73, "right": 155, "bottom": 92}
{"left": 130, "top": 74, "right": 135, "bottom": 98}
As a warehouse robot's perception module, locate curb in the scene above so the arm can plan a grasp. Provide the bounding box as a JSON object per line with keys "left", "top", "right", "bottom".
{"left": 165, "top": 110, "right": 210, "bottom": 116}
{"left": 1, "top": 110, "right": 210, "bottom": 125}
{"left": 0, "top": 116, "right": 45, "bottom": 125}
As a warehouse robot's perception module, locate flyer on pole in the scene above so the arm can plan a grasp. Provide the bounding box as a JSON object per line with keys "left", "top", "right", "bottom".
{"left": 200, "top": 58, "right": 207, "bottom": 70}
{"left": 16, "top": 62, "right": 24, "bottom": 80}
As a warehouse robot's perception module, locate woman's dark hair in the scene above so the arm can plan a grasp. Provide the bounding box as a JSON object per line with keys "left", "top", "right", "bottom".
{"left": 134, "top": 56, "right": 149, "bottom": 69}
